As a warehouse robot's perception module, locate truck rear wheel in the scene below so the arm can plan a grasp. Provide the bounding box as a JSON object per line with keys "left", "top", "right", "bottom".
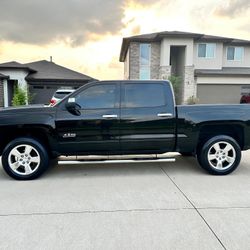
{"left": 1, "top": 137, "right": 49, "bottom": 180}
{"left": 197, "top": 135, "right": 241, "bottom": 175}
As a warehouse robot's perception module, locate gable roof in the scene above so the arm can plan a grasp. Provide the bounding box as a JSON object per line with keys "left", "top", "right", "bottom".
{"left": 0, "top": 61, "right": 36, "bottom": 72}
{"left": 25, "top": 60, "right": 96, "bottom": 82}
{"left": 120, "top": 31, "right": 250, "bottom": 62}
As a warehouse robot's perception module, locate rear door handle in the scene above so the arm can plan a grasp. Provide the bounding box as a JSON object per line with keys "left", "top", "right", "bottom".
{"left": 102, "top": 114, "right": 118, "bottom": 118}
{"left": 157, "top": 113, "right": 173, "bottom": 117}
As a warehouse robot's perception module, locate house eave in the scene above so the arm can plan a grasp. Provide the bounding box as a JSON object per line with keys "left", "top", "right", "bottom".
{"left": 26, "top": 78, "right": 97, "bottom": 83}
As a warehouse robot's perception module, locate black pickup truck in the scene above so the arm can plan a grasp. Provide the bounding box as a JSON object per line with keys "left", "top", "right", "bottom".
{"left": 0, "top": 80, "right": 250, "bottom": 180}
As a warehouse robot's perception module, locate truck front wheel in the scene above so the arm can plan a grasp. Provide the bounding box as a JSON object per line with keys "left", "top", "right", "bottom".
{"left": 197, "top": 135, "right": 241, "bottom": 175}
{"left": 1, "top": 137, "right": 49, "bottom": 180}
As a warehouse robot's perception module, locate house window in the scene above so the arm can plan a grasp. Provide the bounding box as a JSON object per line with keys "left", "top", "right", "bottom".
{"left": 198, "top": 43, "right": 216, "bottom": 58}
{"left": 227, "top": 47, "right": 244, "bottom": 61}
{"left": 139, "top": 44, "right": 151, "bottom": 80}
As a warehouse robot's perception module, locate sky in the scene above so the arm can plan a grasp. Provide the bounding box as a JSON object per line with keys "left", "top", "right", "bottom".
{"left": 0, "top": 0, "right": 250, "bottom": 80}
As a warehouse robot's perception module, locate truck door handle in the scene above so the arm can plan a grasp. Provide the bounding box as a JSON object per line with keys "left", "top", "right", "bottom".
{"left": 157, "top": 113, "right": 173, "bottom": 117}
{"left": 102, "top": 114, "right": 118, "bottom": 118}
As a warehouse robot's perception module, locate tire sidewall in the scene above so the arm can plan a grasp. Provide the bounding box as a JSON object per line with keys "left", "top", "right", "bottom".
{"left": 2, "top": 137, "right": 49, "bottom": 180}
{"left": 198, "top": 135, "right": 241, "bottom": 175}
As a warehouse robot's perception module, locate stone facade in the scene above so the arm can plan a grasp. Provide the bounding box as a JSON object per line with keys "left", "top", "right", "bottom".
{"left": 129, "top": 42, "right": 161, "bottom": 80}
{"left": 0, "top": 79, "right": 4, "bottom": 107}
{"left": 159, "top": 66, "right": 172, "bottom": 80}
{"left": 129, "top": 42, "right": 140, "bottom": 79}
{"left": 150, "top": 42, "right": 161, "bottom": 79}
{"left": 183, "top": 66, "right": 196, "bottom": 103}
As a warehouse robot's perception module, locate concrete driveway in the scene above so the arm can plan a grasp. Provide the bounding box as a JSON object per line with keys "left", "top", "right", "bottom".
{"left": 0, "top": 152, "right": 250, "bottom": 250}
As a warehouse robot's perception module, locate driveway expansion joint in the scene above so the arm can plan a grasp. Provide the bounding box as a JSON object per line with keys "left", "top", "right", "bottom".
{"left": 0, "top": 207, "right": 195, "bottom": 218}
{"left": 159, "top": 165, "right": 227, "bottom": 250}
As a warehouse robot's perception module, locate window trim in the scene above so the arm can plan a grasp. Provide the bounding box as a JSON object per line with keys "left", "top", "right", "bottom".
{"left": 139, "top": 43, "right": 151, "bottom": 80}
{"left": 198, "top": 43, "right": 216, "bottom": 59}
{"left": 121, "top": 82, "right": 167, "bottom": 109}
{"left": 226, "top": 46, "right": 244, "bottom": 61}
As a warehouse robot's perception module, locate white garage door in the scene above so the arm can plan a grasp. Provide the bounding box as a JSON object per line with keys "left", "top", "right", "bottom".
{"left": 197, "top": 84, "right": 242, "bottom": 104}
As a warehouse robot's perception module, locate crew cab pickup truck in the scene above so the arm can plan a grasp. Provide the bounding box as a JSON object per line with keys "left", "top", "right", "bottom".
{"left": 0, "top": 80, "right": 249, "bottom": 180}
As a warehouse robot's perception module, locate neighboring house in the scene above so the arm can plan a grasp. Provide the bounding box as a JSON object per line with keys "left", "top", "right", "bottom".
{"left": 119, "top": 31, "right": 250, "bottom": 104}
{"left": 0, "top": 60, "right": 96, "bottom": 107}
{"left": 0, "top": 73, "right": 9, "bottom": 107}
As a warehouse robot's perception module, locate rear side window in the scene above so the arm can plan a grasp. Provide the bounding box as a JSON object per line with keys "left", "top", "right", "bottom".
{"left": 54, "top": 91, "right": 72, "bottom": 99}
{"left": 123, "top": 83, "right": 166, "bottom": 108}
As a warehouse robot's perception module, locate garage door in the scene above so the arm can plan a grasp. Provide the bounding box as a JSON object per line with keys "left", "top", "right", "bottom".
{"left": 29, "top": 85, "right": 59, "bottom": 104}
{"left": 197, "top": 84, "right": 241, "bottom": 104}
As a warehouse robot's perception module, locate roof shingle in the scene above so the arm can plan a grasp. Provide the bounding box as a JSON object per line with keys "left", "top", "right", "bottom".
{"left": 25, "top": 60, "right": 96, "bottom": 82}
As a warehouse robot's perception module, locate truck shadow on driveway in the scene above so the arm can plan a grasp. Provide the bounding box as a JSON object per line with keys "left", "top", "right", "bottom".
{"left": 43, "top": 155, "right": 205, "bottom": 179}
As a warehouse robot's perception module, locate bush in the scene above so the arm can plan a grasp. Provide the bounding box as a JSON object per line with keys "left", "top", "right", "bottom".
{"left": 186, "top": 96, "right": 199, "bottom": 105}
{"left": 168, "top": 75, "right": 182, "bottom": 104}
{"left": 12, "top": 86, "right": 27, "bottom": 106}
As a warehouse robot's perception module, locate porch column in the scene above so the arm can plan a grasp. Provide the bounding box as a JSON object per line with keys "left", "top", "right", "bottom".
{"left": 159, "top": 39, "right": 171, "bottom": 79}
{"left": 3, "top": 79, "right": 8, "bottom": 107}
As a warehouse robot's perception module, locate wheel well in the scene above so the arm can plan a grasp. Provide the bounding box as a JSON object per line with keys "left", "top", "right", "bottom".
{"left": 0, "top": 127, "right": 52, "bottom": 156}
{"left": 197, "top": 124, "right": 244, "bottom": 151}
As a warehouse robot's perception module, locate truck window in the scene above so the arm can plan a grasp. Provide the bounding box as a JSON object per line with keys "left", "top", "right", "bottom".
{"left": 75, "top": 84, "right": 117, "bottom": 109}
{"left": 123, "top": 83, "right": 166, "bottom": 108}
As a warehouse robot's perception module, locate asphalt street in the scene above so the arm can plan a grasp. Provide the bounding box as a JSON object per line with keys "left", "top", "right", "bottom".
{"left": 0, "top": 152, "right": 250, "bottom": 250}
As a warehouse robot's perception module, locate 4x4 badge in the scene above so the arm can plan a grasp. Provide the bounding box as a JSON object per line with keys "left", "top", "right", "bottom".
{"left": 62, "top": 133, "right": 76, "bottom": 138}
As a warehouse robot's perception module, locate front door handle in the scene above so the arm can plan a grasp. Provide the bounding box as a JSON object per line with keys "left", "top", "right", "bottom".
{"left": 102, "top": 114, "right": 118, "bottom": 118}
{"left": 157, "top": 113, "right": 173, "bottom": 117}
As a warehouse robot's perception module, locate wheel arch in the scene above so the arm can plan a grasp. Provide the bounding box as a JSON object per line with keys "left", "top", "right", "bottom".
{"left": 197, "top": 123, "right": 244, "bottom": 151}
{"left": 0, "top": 125, "right": 56, "bottom": 157}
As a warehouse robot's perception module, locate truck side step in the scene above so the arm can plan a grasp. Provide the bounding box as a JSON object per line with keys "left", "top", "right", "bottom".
{"left": 58, "top": 157, "right": 176, "bottom": 165}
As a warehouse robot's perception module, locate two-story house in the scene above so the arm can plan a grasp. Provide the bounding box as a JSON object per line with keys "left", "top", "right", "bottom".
{"left": 119, "top": 31, "right": 250, "bottom": 104}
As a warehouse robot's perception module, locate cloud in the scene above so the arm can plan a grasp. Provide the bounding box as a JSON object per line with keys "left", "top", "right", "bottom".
{"left": 215, "top": 0, "right": 250, "bottom": 17}
{"left": 0, "top": 0, "right": 157, "bottom": 46}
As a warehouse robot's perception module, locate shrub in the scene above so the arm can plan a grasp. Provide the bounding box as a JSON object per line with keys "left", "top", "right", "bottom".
{"left": 186, "top": 95, "right": 199, "bottom": 105}
{"left": 12, "top": 86, "right": 27, "bottom": 106}
{"left": 168, "top": 75, "right": 182, "bottom": 104}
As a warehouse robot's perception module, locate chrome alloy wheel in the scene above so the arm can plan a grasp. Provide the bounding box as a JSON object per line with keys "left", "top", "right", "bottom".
{"left": 207, "top": 141, "right": 236, "bottom": 170}
{"left": 8, "top": 144, "right": 41, "bottom": 175}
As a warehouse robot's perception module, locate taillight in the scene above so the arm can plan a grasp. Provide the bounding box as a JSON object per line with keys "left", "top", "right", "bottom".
{"left": 50, "top": 99, "right": 56, "bottom": 106}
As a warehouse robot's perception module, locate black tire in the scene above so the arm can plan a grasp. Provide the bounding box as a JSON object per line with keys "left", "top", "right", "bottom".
{"left": 197, "top": 135, "right": 241, "bottom": 175}
{"left": 1, "top": 137, "right": 49, "bottom": 180}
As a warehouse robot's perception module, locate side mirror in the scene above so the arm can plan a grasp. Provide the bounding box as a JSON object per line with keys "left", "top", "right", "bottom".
{"left": 65, "top": 102, "right": 81, "bottom": 116}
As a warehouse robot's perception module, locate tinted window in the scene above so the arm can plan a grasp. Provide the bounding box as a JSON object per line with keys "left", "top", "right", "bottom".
{"left": 75, "top": 84, "right": 117, "bottom": 109}
{"left": 123, "top": 83, "right": 166, "bottom": 108}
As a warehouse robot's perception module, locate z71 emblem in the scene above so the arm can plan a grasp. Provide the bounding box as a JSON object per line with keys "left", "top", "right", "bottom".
{"left": 62, "top": 133, "right": 76, "bottom": 138}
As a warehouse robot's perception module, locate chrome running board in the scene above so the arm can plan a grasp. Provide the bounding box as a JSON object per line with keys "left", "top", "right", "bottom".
{"left": 58, "top": 158, "right": 175, "bottom": 165}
